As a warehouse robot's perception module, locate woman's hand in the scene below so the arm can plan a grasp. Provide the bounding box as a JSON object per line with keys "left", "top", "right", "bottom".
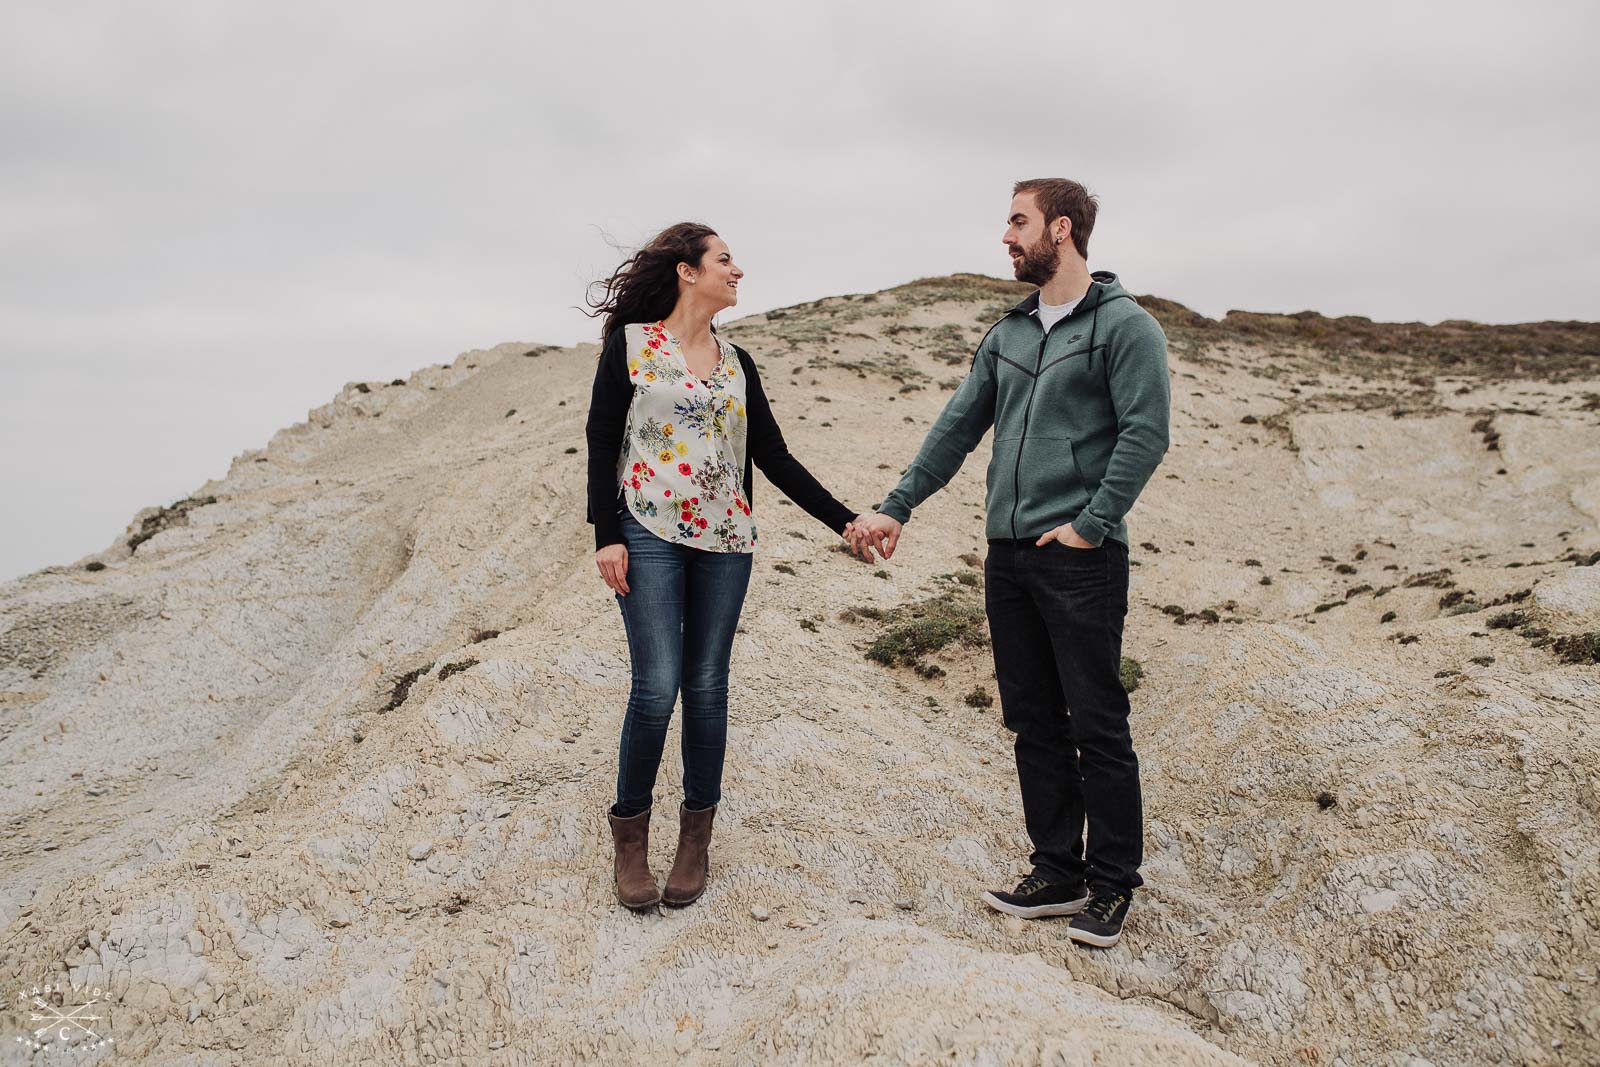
{"left": 847, "top": 512, "right": 901, "bottom": 560}
{"left": 842, "top": 514, "right": 885, "bottom": 562}
{"left": 596, "top": 544, "right": 630, "bottom": 595}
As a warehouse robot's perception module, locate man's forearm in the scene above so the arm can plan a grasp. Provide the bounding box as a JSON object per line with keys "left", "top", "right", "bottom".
{"left": 1071, "top": 322, "right": 1171, "bottom": 545}
{"left": 878, "top": 353, "right": 997, "bottom": 523}
{"left": 1070, "top": 424, "right": 1168, "bottom": 544}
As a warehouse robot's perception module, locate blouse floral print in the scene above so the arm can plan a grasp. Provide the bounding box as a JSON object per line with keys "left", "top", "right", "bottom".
{"left": 616, "top": 321, "right": 757, "bottom": 552}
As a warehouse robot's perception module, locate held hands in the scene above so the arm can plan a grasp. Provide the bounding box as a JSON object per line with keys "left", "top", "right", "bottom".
{"left": 844, "top": 512, "right": 903, "bottom": 561}
{"left": 1036, "top": 522, "right": 1093, "bottom": 549}
{"left": 840, "top": 514, "right": 880, "bottom": 562}
{"left": 601, "top": 513, "right": 903, "bottom": 594}
{"left": 596, "top": 544, "right": 630, "bottom": 595}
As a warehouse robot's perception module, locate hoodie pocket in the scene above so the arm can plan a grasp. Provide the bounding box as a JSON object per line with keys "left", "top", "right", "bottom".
{"left": 985, "top": 435, "right": 1021, "bottom": 505}
{"left": 1017, "top": 435, "right": 1087, "bottom": 526}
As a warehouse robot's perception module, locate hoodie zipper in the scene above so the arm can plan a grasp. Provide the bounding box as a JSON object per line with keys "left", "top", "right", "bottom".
{"left": 1008, "top": 284, "right": 1102, "bottom": 540}
{"left": 1010, "top": 317, "right": 1049, "bottom": 540}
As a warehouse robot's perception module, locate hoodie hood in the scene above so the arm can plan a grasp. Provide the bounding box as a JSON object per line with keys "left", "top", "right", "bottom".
{"left": 1008, "top": 270, "right": 1134, "bottom": 318}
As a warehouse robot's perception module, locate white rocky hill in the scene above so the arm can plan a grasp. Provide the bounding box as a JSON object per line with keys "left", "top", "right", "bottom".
{"left": 1, "top": 275, "right": 1597, "bottom": 1064}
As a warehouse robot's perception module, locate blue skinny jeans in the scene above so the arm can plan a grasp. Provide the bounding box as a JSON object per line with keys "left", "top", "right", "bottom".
{"left": 610, "top": 505, "right": 753, "bottom": 818}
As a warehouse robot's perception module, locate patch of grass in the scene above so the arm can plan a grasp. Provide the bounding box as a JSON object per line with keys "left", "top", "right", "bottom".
{"left": 1119, "top": 656, "right": 1144, "bottom": 693}
{"left": 439, "top": 658, "right": 478, "bottom": 681}
{"left": 384, "top": 662, "right": 434, "bottom": 712}
{"left": 861, "top": 590, "right": 988, "bottom": 672}
{"left": 128, "top": 494, "right": 219, "bottom": 552}
{"left": 963, "top": 686, "right": 994, "bottom": 708}
{"left": 1404, "top": 569, "right": 1456, "bottom": 589}
{"left": 1487, "top": 610, "right": 1529, "bottom": 630}
{"left": 1165, "top": 305, "right": 1600, "bottom": 383}
{"left": 1552, "top": 632, "right": 1600, "bottom": 664}
{"left": 774, "top": 563, "right": 797, "bottom": 576}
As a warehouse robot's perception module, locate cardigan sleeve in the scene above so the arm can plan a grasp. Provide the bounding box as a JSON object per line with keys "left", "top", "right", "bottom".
{"left": 736, "top": 345, "right": 857, "bottom": 535}
{"left": 584, "top": 329, "right": 634, "bottom": 550}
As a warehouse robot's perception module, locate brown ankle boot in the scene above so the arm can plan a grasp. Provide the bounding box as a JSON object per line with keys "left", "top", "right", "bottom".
{"left": 662, "top": 801, "right": 717, "bottom": 906}
{"left": 607, "top": 806, "right": 660, "bottom": 909}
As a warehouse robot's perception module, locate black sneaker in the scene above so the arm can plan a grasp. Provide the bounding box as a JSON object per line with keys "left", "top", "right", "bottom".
{"left": 1067, "top": 885, "right": 1132, "bottom": 948}
{"left": 981, "top": 873, "right": 1090, "bottom": 919}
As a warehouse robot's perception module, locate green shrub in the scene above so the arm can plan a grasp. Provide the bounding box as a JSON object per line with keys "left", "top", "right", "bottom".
{"left": 1119, "top": 657, "right": 1144, "bottom": 693}
{"left": 862, "top": 592, "right": 988, "bottom": 672}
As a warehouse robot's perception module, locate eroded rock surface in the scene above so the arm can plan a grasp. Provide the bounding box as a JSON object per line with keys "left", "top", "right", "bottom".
{"left": 2, "top": 282, "right": 1597, "bottom": 1065}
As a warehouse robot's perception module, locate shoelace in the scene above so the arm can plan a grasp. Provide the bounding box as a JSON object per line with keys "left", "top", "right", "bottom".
{"left": 1013, "top": 874, "right": 1051, "bottom": 897}
{"left": 1084, "top": 891, "right": 1127, "bottom": 923}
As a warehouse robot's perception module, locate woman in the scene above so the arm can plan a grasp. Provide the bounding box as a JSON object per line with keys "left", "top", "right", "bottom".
{"left": 584, "top": 222, "right": 874, "bottom": 910}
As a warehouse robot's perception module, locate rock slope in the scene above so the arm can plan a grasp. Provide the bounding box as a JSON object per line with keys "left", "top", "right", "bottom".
{"left": 1, "top": 276, "right": 1597, "bottom": 1065}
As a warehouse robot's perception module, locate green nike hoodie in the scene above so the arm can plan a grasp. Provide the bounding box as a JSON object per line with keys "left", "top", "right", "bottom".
{"left": 877, "top": 271, "right": 1171, "bottom": 548}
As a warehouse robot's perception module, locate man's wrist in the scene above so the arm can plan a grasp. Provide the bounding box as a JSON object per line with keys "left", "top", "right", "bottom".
{"left": 877, "top": 500, "right": 911, "bottom": 525}
{"left": 1069, "top": 510, "right": 1110, "bottom": 546}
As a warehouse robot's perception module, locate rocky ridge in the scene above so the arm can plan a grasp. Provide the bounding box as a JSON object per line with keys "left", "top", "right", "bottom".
{"left": 1, "top": 276, "right": 1597, "bottom": 1064}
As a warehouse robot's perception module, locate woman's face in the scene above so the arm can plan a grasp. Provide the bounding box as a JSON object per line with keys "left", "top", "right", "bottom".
{"left": 690, "top": 235, "right": 743, "bottom": 309}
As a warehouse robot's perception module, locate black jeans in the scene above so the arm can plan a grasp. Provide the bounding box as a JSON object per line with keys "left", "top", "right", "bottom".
{"left": 984, "top": 536, "right": 1143, "bottom": 892}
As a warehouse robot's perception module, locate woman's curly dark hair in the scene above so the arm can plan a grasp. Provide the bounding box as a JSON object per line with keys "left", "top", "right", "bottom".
{"left": 585, "top": 222, "right": 720, "bottom": 348}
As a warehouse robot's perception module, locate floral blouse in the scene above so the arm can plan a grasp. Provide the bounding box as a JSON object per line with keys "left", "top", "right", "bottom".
{"left": 615, "top": 321, "right": 757, "bottom": 552}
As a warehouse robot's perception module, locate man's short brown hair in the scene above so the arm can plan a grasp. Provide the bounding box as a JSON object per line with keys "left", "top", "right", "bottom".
{"left": 1013, "top": 178, "right": 1098, "bottom": 260}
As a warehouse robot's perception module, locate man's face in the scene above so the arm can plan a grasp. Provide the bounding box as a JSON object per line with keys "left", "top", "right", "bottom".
{"left": 1003, "top": 193, "right": 1061, "bottom": 286}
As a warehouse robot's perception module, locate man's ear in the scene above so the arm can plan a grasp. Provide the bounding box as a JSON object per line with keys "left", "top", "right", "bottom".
{"left": 1054, "top": 217, "right": 1072, "bottom": 246}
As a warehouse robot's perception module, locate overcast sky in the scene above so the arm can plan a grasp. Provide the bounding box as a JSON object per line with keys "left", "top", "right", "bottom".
{"left": 4, "top": 2, "right": 1597, "bottom": 582}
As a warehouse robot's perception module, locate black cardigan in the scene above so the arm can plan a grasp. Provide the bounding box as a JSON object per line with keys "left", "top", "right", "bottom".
{"left": 584, "top": 327, "right": 857, "bottom": 550}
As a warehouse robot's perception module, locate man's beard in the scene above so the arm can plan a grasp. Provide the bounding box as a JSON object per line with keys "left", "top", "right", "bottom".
{"left": 1010, "top": 236, "right": 1060, "bottom": 286}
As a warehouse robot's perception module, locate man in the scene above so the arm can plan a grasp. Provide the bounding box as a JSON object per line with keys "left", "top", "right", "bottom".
{"left": 849, "top": 179, "right": 1171, "bottom": 948}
